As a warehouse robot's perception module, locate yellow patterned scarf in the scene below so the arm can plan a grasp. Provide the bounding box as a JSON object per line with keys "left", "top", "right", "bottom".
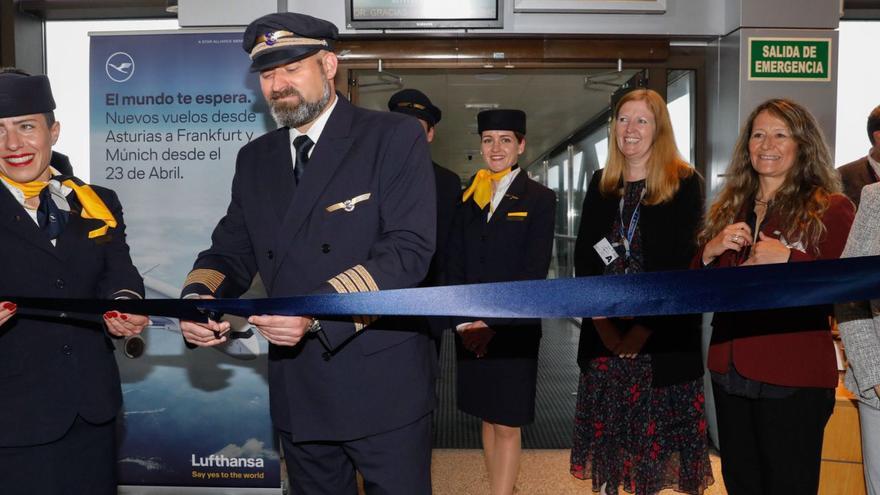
{"left": 1, "top": 173, "right": 117, "bottom": 238}
{"left": 461, "top": 168, "right": 512, "bottom": 210}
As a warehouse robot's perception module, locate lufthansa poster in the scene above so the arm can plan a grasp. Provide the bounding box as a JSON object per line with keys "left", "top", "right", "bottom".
{"left": 89, "top": 31, "right": 280, "bottom": 491}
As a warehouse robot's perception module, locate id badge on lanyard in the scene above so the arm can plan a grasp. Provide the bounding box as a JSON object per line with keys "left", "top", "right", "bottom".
{"left": 618, "top": 189, "right": 645, "bottom": 272}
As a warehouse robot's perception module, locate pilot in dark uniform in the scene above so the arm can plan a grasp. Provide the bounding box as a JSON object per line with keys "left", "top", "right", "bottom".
{"left": 388, "top": 88, "right": 461, "bottom": 352}
{"left": 0, "top": 68, "right": 148, "bottom": 495}
{"left": 178, "top": 13, "right": 437, "bottom": 495}
{"left": 447, "top": 109, "right": 556, "bottom": 494}
{"left": 388, "top": 89, "right": 461, "bottom": 287}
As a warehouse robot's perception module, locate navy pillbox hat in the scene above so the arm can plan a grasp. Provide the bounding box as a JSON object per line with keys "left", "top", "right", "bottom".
{"left": 388, "top": 89, "right": 442, "bottom": 127}
{"left": 478, "top": 109, "right": 527, "bottom": 135}
{"left": 0, "top": 72, "right": 56, "bottom": 118}
{"left": 243, "top": 12, "right": 339, "bottom": 72}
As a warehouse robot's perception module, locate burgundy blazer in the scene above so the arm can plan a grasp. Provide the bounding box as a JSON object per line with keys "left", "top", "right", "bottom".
{"left": 699, "top": 193, "right": 855, "bottom": 388}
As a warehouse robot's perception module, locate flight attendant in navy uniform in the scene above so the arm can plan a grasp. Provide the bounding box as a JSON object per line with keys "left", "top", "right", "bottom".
{"left": 447, "top": 109, "right": 556, "bottom": 494}
{"left": 0, "top": 68, "right": 148, "bottom": 495}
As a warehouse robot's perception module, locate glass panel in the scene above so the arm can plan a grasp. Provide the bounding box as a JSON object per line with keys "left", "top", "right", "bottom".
{"left": 594, "top": 137, "right": 609, "bottom": 170}
{"left": 667, "top": 69, "right": 696, "bottom": 165}
{"left": 547, "top": 151, "right": 568, "bottom": 236}
{"left": 836, "top": 21, "right": 880, "bottom": 165}
{"left": 571, "top": 128, "right": 609, "bottom": 233}
{"left": 547, "top": 164, "right": 560, "bottom": 194}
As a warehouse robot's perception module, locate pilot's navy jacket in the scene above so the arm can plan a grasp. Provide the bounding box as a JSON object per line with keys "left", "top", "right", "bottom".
{"left": 183, "top": 94, "right": 438, "bottom": 443}
{"left": 0, "top": 182, "right": 143, "bottom": 447}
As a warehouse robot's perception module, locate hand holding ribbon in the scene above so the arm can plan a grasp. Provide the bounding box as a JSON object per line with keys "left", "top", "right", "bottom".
{"left": 179, "top": 295, "right": 230, "bottom": 347}
{"left": 0, "top": 301, "right": 17, "bottom": 328}
{"left": 103, "top": 311, "right": 150, "bottom": 337}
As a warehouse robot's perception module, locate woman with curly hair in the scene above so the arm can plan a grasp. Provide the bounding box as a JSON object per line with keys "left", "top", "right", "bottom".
{"left": 571, "top": 88, "right": 713, "bottom": 495}
{"left": 697, "top": 98, "right": 855, "bottom": 494}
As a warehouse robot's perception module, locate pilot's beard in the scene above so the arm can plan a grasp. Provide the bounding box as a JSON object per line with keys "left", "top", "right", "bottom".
{"left": 269, "top": 78, "right": 332, "bottom": 129}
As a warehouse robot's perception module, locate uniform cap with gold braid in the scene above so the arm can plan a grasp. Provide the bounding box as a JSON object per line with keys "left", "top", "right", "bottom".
{"left": 387, "top": 89, "right": 442, "bottom": 127}
{"left": 242, "top": 12, "right": 339, "bottom": 72}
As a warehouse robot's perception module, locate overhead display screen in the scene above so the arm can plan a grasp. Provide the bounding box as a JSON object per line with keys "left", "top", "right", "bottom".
{"left": 346, "top": 0, "right": 503, "bottom": 29}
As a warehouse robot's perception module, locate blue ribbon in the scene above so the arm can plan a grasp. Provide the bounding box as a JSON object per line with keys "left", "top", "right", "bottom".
{"left": 8, "top": 256, "right": 880, "bottom": 321}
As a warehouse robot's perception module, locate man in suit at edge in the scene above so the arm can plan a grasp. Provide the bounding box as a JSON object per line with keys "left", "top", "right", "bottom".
{"left": 388, "top": 89, "right": 461, "bottom": 353}
{"left": 839, "top": 104, "right": 880, "bottom": 207}
{"left": 837, "top": 181, "right": 880, "bottom": 495}
{"left": 178, "top": 12, "right": 438, "bottom": 495}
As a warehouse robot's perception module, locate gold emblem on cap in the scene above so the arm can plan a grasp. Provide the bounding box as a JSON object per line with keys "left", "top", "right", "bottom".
{"left": 250, "top": 30, "right": 330, "bottom": 60}
{"left": 257, "top": 30, "right": 294, "bottom": 46}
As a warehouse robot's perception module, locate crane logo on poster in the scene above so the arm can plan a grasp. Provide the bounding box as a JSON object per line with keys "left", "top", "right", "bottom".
{"left": 105, "top": 52, "right": 135, "bottom": 83}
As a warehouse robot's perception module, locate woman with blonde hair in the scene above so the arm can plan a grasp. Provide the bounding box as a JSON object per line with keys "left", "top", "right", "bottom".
{"left": 571, "top": 88, "right": 713, "bottom": 494}
{"left": 697, "top": 98, "right": 854, "bottom": 494}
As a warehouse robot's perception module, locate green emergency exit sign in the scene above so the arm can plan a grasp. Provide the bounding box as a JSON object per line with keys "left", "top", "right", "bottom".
{"left": 748, "top": 38, "right": 832, "bottom": 81}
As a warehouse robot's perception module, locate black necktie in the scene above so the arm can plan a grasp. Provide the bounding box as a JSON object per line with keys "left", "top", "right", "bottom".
{"left": 293, "top": 135, "right": 314, "bottom": 185}
{"left": 36, "top": 185, "right": 68, "bottom": 240}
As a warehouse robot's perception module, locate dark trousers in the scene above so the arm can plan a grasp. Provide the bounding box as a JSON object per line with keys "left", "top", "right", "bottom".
{"left": 713, "top": 383, "right": 835, "bottom": 495}
{"left": 280, "top": 412, "right": 433, "bottom": 495}
{"left": 0, "top": 415, "right": 117, "bottom": 495}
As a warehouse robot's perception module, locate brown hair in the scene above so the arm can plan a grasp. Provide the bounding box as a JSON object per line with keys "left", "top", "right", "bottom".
{"left": 699, "top": 98, "right": 842, "bottom": 253}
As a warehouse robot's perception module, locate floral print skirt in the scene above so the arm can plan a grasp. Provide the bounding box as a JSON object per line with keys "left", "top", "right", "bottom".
{"left": 570, "top": 356, "right": 714, "bottom": 495}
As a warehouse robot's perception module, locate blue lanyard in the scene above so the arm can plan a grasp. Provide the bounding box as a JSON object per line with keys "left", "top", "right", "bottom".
{"left": 618, "top": 189, "right": 645, "bottom": 258}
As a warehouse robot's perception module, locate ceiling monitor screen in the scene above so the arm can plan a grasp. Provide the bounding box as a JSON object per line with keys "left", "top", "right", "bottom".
{"left": 346, "top": 0, "right": 503, "bottom": 29}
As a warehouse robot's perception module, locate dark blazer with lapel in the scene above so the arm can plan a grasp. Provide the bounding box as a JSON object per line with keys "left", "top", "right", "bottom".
{"left": 427, "top": 162, "right": 461, "bottom": 287}
{"left": 574, "top": 169, "right": 705, "bottom": 387}
{"left": 704, "top": 194, "right": 855, "bottom": 388}
{"left": 183, "top": 95, "right": 438, "bottom": 443}
{"left": 839, "top": 157, "right": 878, "bottom": 208}
{"left": 446, "top": 170, "right": 556, "bottom": 331}
{"left": 0, "top": 181, "right": 143, "bottom": 447}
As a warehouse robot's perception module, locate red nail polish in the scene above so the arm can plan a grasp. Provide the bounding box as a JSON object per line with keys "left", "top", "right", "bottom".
{"left": 104, "top": 311, "right": 117, "bottom": 319}
{"left": 120, "top": 314, "right": 128, "bottom": 321}
{"left": 3, "top": 302, "right": 16, "bottom": 312}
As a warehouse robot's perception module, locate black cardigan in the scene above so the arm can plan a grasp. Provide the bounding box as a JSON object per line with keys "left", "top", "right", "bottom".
{"left": 573, "top": 168, "right": 705, "bottom": 387}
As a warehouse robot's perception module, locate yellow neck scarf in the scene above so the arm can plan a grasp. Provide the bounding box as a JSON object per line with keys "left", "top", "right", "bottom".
{"left": 461, "top": 167, "right": 512, "bottom": 210}
{"left": 1, "top": 174, "right": 118, "bottom": 238}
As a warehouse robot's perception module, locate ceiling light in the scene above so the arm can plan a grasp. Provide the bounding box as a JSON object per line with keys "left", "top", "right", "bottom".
{"left": 464, "top": 103, "right": 500, "bottom": 110}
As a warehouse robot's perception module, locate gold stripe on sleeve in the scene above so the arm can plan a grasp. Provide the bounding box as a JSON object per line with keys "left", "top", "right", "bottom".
{"left": 113, "top": 289, "right": 143, "bottom": 300}
{"left": 353, "top": 264, "right": 379, "bottom": 292}
{"left": 183, "top": 269, "right": 226, "bottom": 293}
{"left": 328, "top": 277, "right": 348, "bottom": 294}
{"left": 328, "top": 265, "right": 380, "bottom": 332}
{"left": 341, "top": 269, "right": 369, "bottom": 293}
{"left": 335, "top": 272, "right": 359, "bottom": 294}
